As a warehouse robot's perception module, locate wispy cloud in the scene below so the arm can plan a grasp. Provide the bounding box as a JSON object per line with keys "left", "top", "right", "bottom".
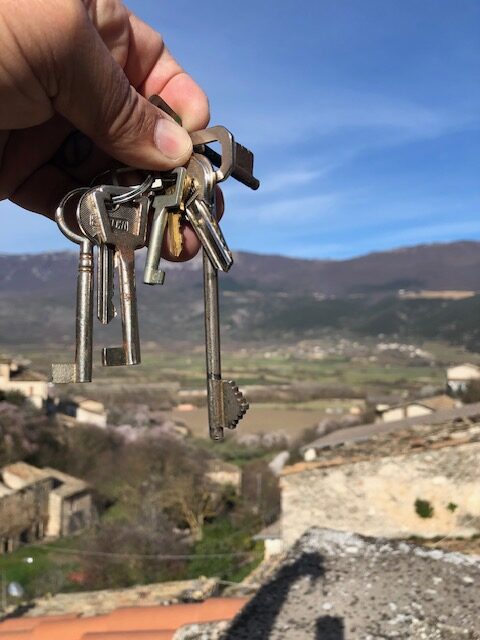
{"left": 234, "top": 91, "right": 478, "bottom": 151}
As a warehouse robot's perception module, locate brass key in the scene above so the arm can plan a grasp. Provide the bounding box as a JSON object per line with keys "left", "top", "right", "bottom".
{"left": 166, "top": 211, "right": 183, "bottom": 257}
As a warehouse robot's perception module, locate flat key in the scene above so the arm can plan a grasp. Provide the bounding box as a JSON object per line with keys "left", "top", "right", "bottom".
{"left": 78, "top": 186, "right": 149, "bottom": 366}
{"left": 185, "top": 154, "right": 233, "bottom": 272}
{"left": 144, "top": 167, "right": 188, "bottom": 285}
{"left": 186, "top": 196, "right": 233, "bottom": 272}
{"left": 104, "top": 245, "right": 140, "bottom": 366}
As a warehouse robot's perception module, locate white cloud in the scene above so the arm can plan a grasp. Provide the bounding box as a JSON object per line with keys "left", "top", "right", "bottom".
{"left": 233, "top": 90, "right": 478, "bottom": 151}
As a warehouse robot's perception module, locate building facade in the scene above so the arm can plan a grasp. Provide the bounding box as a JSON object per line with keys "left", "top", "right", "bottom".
{"left": 0, "top": 360, "right": 48, "bottom": 409}
{"left": 0, "top": 463, "right": 94, "bottom": 552}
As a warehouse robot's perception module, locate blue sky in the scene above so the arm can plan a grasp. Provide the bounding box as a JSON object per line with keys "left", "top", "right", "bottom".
{"left": 1, "top": 0, "right": 479, "bottom": 259}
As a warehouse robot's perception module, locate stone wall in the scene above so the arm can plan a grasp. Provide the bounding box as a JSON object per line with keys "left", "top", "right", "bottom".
{"left": 0, "top": 478, "right": 52, "bottom": 551}
{"left": 61, "top": 491, "right": 94, "bottom": 535}
{"left": 281, "top": 442, "right": 480, "bottom": 548}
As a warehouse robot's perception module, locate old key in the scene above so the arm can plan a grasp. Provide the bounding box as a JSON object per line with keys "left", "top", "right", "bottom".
{"left": 185, "top": 126, "right": 259, "bottom": 440}
{"left": 51, "top": 188, "right": 94, "bottom": 383}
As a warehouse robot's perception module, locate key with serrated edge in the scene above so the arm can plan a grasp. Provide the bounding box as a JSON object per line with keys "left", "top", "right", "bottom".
{"left": 77, "top": 185, "right": 149, "bottom": 366}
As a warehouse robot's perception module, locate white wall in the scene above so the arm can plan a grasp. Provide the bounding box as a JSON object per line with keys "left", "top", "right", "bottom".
{"left": 282, "top": 443, "right": 480, "bottom": 548}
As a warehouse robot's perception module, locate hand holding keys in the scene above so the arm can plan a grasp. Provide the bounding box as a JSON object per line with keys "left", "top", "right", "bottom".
{"left": 51, "top": 98, "right": 259, "bottom": 440}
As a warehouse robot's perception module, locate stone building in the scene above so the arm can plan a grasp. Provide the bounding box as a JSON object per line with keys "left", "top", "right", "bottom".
{"left": 0, "top": 472, "right": 51, "bottom": 553}
{"left": 56, "top": 395, "right": 107, "bottom": 428}
{"left": 376, "top": 393, "right": 458, "bottom": 422}
{"left": 0, "top": 462, "right": 94, "bottom": 552}
{"left": 0, "top": 359, "right": 48, "bottom": 410}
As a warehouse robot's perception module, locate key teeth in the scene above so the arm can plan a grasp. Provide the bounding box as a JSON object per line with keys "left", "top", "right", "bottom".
{"left": 221, "top": 380, "right": 249, "bottom": 430}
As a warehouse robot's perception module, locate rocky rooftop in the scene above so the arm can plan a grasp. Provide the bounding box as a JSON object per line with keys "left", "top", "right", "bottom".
{"left": 289, "top": 413, "right": 480, "bottom": 477}
{"left": 221, "top": 528, "right": 480, "bottom": 639}
{"left": 20, "top": 577, "right": 218, "bottom": 619}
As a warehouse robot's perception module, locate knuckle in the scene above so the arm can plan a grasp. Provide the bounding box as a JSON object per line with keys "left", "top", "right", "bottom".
{"left": 99, "top": 85, "right": 153, "bottom": 147}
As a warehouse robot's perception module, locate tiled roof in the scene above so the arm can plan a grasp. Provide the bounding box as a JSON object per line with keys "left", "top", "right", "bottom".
{"left": 0, "top": 599, "right": 247, "bottom": 640}
{"left": 42, "top": 467, "right": 89, "bottom": 497}
{"left": 2, "top": 462, "right": 47, "bottom": 485}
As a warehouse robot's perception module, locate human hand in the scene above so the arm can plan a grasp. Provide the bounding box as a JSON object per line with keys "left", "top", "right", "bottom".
{"left": 0, "top": 0, "right": 212, "bottom": 259}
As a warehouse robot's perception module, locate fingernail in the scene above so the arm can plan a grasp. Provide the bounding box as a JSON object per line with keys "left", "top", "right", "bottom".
{"left": 154, "top": 118, "right": 191, "bottom": 160}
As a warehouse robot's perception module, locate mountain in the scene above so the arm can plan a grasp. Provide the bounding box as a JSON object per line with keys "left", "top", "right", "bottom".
{"left": 1, "top": 241, "right": 480, "bottom": 347}
{"left": 2, "top": 240, "right": 480, "bottom": 297}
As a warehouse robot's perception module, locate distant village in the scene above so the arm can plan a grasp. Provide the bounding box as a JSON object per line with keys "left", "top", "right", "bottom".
{"left": 0, "top": 352, "right": 479, "bottom": 558}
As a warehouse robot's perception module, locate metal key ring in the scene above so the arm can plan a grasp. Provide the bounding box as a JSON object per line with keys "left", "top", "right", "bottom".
{"left": 112, "top": 174, "right": 155, "bottom": 204}
{"left": 55, "top": 187, "right": 90, "bottom": 245}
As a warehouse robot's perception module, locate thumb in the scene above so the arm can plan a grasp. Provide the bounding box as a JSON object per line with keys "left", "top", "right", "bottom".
{"left": 52, "top": 9, "right": 192, "bottom": 170}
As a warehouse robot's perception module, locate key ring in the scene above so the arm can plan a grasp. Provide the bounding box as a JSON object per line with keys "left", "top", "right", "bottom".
{"left": 91, "top": 168, "right": 156, "bottom": 205}
{"left": 111, "top": 174, "right": 155, "bottom": 204}
{"left": 55, "top": 187, "right": 90, "bottom": 245}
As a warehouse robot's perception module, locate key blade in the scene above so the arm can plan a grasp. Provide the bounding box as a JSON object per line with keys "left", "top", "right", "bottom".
{"left": 97, "top": 244, "right": 116, "bottom": 324}
{"left": 51, "top": 363, "right": 77, "bottom": 384}
{"left": 186, "top": 199, "right": 233, "bottom": 272}
{"left": 220, "top": 380, "right": 249, "bottom": 430}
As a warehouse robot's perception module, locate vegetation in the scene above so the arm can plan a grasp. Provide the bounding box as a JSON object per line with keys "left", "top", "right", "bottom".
{"left": 0, "top": 407, "right": 280, "bottom": 596}
{"left": 415, "top": 499, "right": 434, "bottom": 519}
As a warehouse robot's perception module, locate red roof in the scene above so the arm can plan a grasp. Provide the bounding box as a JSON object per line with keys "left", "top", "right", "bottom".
{"left": 0, "top": 598, "right": 247, "bottom": 640}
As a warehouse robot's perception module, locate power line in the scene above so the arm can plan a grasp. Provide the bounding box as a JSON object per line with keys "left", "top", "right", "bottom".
{"left": 27, "top": 542, "right": 260, "bottom": 561}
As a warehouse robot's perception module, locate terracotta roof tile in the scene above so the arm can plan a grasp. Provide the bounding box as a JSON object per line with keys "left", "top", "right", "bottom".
{"left": 0, "top": 615, "right": 76, "bottom": 631}
{"left": 107, "top": 599, "right": 248, "bottom": 630}
{"left": 0, "top": 598, "right": 248, "bottom": 640}
{"left": 81, "top": 632, "right": 174, "bottom": 640}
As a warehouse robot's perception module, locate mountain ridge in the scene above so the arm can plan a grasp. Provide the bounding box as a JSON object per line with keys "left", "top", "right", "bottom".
{"left": 1, "top": 240, "right": 480, "bottom": 348}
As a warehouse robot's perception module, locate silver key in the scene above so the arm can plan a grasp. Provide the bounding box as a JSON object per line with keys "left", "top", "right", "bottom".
{"left": 185, "top": 154, "right": 233, "bottom": 273}
{"left": 77, "top": 186, "right": 149, "bottom": 366}
{"left": 51, "top": 188, "right": 94, "bottom": 383}
{"left": 188, "top": 126, "right": 259, "bottom": 440}
{"left": 144, "top": 167, "right": 187, "bottom": 285}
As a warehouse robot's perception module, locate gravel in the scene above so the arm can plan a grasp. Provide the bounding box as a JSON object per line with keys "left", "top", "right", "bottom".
{"left": 221, "top": 527, "right": 480, "bottom": 639}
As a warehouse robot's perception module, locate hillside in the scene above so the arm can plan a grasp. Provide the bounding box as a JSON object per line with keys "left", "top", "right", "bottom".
{"left": 1, "top": 241, "right": 480, "bottom": 348}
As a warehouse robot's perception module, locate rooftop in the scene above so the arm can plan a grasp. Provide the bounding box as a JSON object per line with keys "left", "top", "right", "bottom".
{"left": 297, "top": 400, "right": 480, "bottom": 465}
{"left": 69, "top": 396, "right": 106, "bottom": 415}
{"left": 42, "top": 467, "right": 90, "bottom": 497}
{"left": 2, "top": 462, "right": 48, "bottom": 485}
{"left": 0, "top": 598, "right": 247, "bottom": 640}
{"left": 20, "top": 578, "right": 219, "bottom": 619}
{"left": 2, "top": 462, "right": 89, "bottom": 497}
{"left": 221, "top": 528, "right": 480, "bottom": 639}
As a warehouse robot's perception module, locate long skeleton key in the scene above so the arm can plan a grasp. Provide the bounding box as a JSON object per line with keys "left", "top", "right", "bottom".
{"left": 185, "top": 129, "right": 259, "bottom": 440}
{"left": 77, "top": 186, "right": 148, "bottom": 366}
{"left": 51, "top": 188, "right": 94, "bottom": 383}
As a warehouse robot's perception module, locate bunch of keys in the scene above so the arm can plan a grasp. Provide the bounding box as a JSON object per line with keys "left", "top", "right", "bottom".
{"left": 51, "top": 97, "right": 260, "bottom": 441}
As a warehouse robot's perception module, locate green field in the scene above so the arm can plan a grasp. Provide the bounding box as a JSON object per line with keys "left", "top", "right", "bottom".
{"left": 10, "top": 342, "right": 457, "bottom": 390}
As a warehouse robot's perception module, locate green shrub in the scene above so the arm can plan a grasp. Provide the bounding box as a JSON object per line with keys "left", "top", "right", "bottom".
{"left": 415, "top": 498, "right": 434, "bottom": 518}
